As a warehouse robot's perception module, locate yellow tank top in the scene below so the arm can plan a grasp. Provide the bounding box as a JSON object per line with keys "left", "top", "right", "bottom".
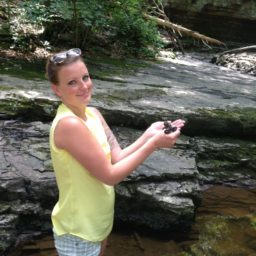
{"left": 50, "top": 103, "right": 115, "bottom": 242}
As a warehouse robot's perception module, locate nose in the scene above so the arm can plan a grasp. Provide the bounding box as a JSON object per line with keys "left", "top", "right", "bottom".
{"left": 79, "top": 79, "right": 89, "bottom": 89}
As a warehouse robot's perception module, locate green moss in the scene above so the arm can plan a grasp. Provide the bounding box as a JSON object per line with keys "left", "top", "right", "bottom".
{"left": 250, "top": 213, "right": 256, "bottom": 230}
{"left": 195, "top": 107, "right": 256, "bottom": 138}
{"left": 0, "top": 55, "right": 154, "bottom": 83}
{"left": 88, "top": 55, "right": 150, "bottom": 68}
{"left": 86, "top": 56, "right": 153, "bottom": 80}
{"left": 94, "top": 88, "right": 166, "bottom": 104}
{"left": 187, "top": 216, "right": 229, "bottom": 255}
{"left": 0, "top": 95, "right": 58, "bottom": 121}
{"left": 185, "top": 214, "right": 256, "bottom": 256}
{"left": 0, "top": 202, "right": 11, "bottom": 214}
{"left": 0, "top": 85, "right": 16, "bottom": 90}
{"left": 198, "top": 107, "right": 256, "bottom": 121}
{"left": 0, "top": 60, "right": 46, "bottom": 80}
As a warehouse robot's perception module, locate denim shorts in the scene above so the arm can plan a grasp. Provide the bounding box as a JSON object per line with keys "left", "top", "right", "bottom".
{"left": 53, "top": 231, "right": 101, "bottom": 256}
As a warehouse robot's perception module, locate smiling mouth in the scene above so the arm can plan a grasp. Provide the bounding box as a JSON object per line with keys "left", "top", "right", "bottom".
{"left": 77, "top": 91, "right": 89, "bottom": 97}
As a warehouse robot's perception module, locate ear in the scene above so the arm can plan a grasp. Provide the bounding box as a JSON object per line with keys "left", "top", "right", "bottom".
{"left": 51, "top": 83, "right": 61, "bottom": 98}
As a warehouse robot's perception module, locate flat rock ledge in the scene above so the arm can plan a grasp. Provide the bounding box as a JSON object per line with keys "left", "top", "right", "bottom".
{"left": 0, "top": 54, "right": 256, "bottom": 254}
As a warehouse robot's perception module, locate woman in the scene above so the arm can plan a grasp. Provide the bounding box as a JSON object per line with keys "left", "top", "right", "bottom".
{"left": 46, "top": 48, "right": 185, "bottom": 256}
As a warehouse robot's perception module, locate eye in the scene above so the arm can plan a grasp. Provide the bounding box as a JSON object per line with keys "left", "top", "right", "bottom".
{"left": 67, "top": 80, "right": 77, "bottom": 86}
{"left": 83, "top": 75, "right": 89, "bottom": 81}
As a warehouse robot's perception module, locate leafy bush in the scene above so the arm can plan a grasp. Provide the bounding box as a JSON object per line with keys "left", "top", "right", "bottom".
{"left": 6, "top": 1, "right": 50, "bottom": 51}
{"left": 111, "top": 12, "right": 163, "bottom": 57}
{"left": 7, "top": 0, "right": 163, "bottom": 57}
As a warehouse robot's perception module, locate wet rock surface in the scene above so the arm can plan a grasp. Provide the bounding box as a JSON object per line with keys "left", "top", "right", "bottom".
{"left": 12, "top": 186, "right": 256, "bottom": 256}
{"left": 113, "top": 127, "right": 200, "bottom": 232}
{"left": 0, "top": 120, "right": 201, "bottom": 254}
{"left": 187, "top": 186, "right": 256, "bottom": 256}
{"left": 0, "top": 53, "right": 256, "bottom": 254}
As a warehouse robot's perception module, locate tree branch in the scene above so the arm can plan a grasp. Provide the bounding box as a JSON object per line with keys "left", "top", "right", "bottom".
{"left": 143, "top": 13, "right": 225, "bottom": 46}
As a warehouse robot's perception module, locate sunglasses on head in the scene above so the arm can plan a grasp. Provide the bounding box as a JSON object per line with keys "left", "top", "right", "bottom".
{"left": 50, "top": 48, "right": 81, "bottom": 64}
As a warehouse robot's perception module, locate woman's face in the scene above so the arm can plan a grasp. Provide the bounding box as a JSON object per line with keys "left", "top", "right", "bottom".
{"left": 52, "top": 59, "right": 93, "bottom": 108}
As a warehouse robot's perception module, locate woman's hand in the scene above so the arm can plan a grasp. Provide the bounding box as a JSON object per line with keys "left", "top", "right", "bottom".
{"left": 150, "top": 127, "right": 181, "bottom": 149}
{"left": 171, "top": 119, "right": 186, "bottom": 129}
{"left": 144, "top": 121, "right": 164, "bottom": 139}
{"left": 144, "top": 119, "right": 185, "bottom": 140}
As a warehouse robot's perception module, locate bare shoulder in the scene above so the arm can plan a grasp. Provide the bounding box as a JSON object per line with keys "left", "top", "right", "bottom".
{"left": 54, "top": 116, "right": 88, "bottom": 149}
{"left": 56, "top": 115, "right": 84, "bottom": 132}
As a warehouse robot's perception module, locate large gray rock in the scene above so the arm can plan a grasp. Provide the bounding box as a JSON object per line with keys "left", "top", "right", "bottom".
{"left": 1, "top": 55, "right": 256, "bottom": 139}
{"left": 0, "top": 120, "right": 200, "bottom": 253}
{"left": 0, "top": 54, "right": 256, "bottom": 253}
{"left": 113, "top": 127, "right": 200, "bottom": 232}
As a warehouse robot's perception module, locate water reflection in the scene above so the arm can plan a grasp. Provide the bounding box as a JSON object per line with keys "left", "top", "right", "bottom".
{"left": 15, "top": 185, "right": 256, "bottom": 256}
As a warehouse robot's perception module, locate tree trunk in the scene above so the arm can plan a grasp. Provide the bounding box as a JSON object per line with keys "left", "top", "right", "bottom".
{"left": 143, "top": 13, "right": 225, "bottom": 46}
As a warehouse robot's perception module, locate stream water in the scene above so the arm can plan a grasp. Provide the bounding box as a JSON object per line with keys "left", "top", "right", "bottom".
{"left": 13, "top": 186, "right": 256, "bottom": 256}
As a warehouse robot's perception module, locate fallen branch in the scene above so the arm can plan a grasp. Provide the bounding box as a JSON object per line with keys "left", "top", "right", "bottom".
{"left": 143, "top": 13, "right": 225, "bottom": 46}
{"left": 133, "top": 231, "right": 145, "bottom": 251}
{"left": 217, "top": 45, "right": 256, "bottom": 56}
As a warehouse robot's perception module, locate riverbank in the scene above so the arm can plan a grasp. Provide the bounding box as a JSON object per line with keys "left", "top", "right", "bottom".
{"left": 1, "top": 43, "right": 255, "bottom": 78}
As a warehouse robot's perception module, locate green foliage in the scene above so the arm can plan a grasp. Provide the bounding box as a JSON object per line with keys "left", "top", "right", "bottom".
{"left": 6, "top": 0, "right": 163, "bottom": 57}
{"left": 6, "top": 0, "right": 50, "bottom": 51}
{"left": 109, "top": 0, "right": 163, "bottom": 57}
{"left": 250, "top": 214, "right": 256, "bottom": 229}
{"left": 20, "top": 1, "right": 49, "bottom": 24}
{"left": 186, "top": 216, "right": 230, "bottom": 256}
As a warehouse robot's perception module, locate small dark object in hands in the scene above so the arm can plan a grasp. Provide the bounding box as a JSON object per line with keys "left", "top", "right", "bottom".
{"left": 163, "top": 121, "right": 177, "bottom": 134}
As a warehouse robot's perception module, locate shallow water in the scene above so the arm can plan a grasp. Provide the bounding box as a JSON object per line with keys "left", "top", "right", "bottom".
{"left": 12, "top": 185, "right": 256, "bottom": 256}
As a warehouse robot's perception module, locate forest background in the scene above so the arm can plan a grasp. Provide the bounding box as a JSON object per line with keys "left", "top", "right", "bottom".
{"left": 1, "top": 0, "right": 172, "bottom": 58}
{"left": 1, "top": 0, "right": 227, "bottom": 60}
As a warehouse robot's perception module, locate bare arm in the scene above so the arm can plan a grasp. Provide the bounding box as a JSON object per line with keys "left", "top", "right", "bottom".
{"left": 91, "top": 108, "right": 185, "bottom": 163}
{"left": 54, "top": 115, "right": 181, "bottom": 186}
